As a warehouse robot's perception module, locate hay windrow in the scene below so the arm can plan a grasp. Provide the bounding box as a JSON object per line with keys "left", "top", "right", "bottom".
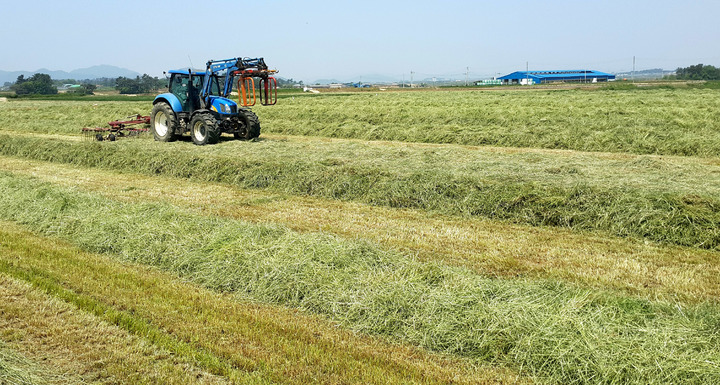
{"left": 3, "top": 87, "right": 720, "bottom": 156}
{"left": 257, "top": 88, "right": 720, "bottom": 156}
{"left": 3, "top": 155, "right": 718, "bottom": 303}
{"left": 0, "top": 342, "right": 55, "bottom": 385}
{"left": 0, "top": 172, "right": 719, "bottom": 385}
{"left": 0, "top": 134, "right": 718, "bottom": 250}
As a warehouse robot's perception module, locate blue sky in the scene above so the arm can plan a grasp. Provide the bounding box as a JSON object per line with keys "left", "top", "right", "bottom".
{"left": 2, "top": 0, "right": 719, "bottom": 82}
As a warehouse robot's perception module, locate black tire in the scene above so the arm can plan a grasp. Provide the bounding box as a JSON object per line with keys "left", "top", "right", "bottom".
{"left": 150, "top": 102, "right": 178, "bottom": 142}
{"left": 190, "top": 113, "right": 220, "bottom": 145}
{"left": 234, "top": 109, "right": 261, "bottom": 140}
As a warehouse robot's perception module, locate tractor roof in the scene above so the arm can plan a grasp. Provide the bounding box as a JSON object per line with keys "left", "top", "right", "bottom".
{"left": 168, "top": 69, "right": 207, "bottom": 76}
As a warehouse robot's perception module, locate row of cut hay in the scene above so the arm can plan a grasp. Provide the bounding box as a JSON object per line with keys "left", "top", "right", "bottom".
{"left": 2, "top": 87, "right": 720, "bottom": 156}
{"left": 0, "top": 100, "right": 148, "bottom": 136}
{"left": 256, "top": 88, "right": 720, "bottom": 156}
{"left": 0, "top": 172, "right": 718, "bottom": 385}
{"left": 0, "top": 273, "right": 228, "bottom": 385}
{"left": 1, "top": 223, "right": 488, "bottom": 385}
{"left": 3, "top": 154, "right": 720, "bottom": 304}
{"left": 0, "top": 134, "right": 718, "bottom": 250}
{"left": 0, "top": 342, "right": 52, "bottom": 385}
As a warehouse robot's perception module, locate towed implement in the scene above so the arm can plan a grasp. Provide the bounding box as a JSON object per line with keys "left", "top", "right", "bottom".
{"left": 82, "top": 114, "right": 150, "bottom": 141}
{"left": 151, "top": 57, "right": 277, "bottom": 145}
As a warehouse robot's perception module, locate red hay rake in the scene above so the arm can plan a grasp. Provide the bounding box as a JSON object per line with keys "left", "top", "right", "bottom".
{"left": 82, "top": 114, "right": 150, "bottom": 141}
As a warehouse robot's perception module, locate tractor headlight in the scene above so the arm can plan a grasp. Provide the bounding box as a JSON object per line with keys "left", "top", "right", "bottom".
{"left": 220, "top": 103, "right": 231, "bottom": 113}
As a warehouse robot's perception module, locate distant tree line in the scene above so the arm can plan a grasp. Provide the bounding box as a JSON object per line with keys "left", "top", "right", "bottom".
{"left": 673, "top": 64, "right": 720, "bottom": 80}
{"left": 8, "top": 73, "right": 165, "bottom": 95}
{"left": 9, "top": 72, "right": 301, "bottom": 96}
{"left": 115, "top": 74, "right": 165, "bottom": 94}
{"left": 52, "top": 77, "right": 117, "bottom": 88}
{"left": 276, "top": 77, "right": 303, "bottom": 87}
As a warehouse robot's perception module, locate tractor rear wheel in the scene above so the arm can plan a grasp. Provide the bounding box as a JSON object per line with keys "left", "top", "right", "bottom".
{"left": 190, "top": 113, "right": 220, "bottom": 145}
{"left": 234, "top": 109, "right": 261, "bottom": 140}
{"left": 150, "top": 102, "right": 178, "bottom": 142}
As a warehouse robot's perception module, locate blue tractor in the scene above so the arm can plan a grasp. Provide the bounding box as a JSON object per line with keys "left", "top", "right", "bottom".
{"left": 151, "top": 57, "right": 277, "bottom": 145}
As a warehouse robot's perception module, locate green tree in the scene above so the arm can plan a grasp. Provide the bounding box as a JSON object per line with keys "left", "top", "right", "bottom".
{"left": 11, "top": 73, "right": 57, "bottom": 95}
{"left": 276, "top": 77, "right": 303, "bottom": 88}
{"left": 81, "top": 83, "right": 97, "bottom": 95}
{"left": 116, "top": 76, "right": 140, "bottom": 94}
{"left": 116, "top": 74, "right": 163, "bottom": 94}
{"left": 675, "top": 64, "right": 720, "bottom": 80}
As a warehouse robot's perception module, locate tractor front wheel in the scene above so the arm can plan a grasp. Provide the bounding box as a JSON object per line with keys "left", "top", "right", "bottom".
{"left": 190, "top": 113, "right": 220, "bottom": 145}
{"left": 150, "top": 102, "right": 178, "bottom": 142}
{"left": 234, "top": 109, "right": 261, "bottom": 140}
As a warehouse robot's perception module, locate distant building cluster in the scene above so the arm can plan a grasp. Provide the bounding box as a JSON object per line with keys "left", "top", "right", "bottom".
{"left": 299, "top": 69, "right": 621, "bottom": 90}
{"left": 496, "top": 70, "right": 615, "bottom": 85}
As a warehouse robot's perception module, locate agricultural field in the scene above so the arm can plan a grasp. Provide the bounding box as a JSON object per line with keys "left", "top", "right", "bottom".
{"left": 0, "top": 86, "right": 719, "bottom": 384}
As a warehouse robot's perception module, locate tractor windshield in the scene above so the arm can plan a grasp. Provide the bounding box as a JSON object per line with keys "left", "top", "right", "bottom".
{"left": 208, "top": 75, "right": 228, "bottom": 96}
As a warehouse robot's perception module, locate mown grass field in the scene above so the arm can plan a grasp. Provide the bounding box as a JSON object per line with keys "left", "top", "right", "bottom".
{"left": 0, "top": 86, "right": 719, "bottom": 384}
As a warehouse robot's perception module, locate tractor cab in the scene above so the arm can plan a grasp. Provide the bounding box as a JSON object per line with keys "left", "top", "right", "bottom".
{"left": 167, "top": 69, "right": 236, "bottom": 114}
{"left": 167, "top": 70, "right": 205, "bottom": 112}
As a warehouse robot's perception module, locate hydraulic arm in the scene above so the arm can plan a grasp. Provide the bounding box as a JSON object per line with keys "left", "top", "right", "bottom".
{"left": 202, "top": 57, "right": 278, "bottom": 107}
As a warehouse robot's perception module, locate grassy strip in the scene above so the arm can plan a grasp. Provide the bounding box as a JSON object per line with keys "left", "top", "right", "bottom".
{"left": 0, "top": 100, "right": 148, "bottom": 135}
{"left": 4, "top": 87, "right": 720, "bottom": 156}
{"left": 0, "top": 343, "right": 54, "bottom": 385}
{"left": 0, "top": 264, "right": 243, "bottom": 383}
{"left": 0, "top": 222, "right": 495, "bottom": 385}
{"left": 0, "top": 134, "right": 718, "bottom": 250}
{"left": 3, "top": 155, "right": 718, "bottom": 303}
{"left": 256, "top": 88, "right": 720, "bottom": 156}
{"left": 0, "top": 172, "right": 719, "bottom": 384}
{"left": 0, "top": 273, "right": 230, "bottom": 385}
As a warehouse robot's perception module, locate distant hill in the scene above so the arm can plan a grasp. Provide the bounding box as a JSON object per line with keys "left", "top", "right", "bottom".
{"left": 614, "top": 68, "right": 669, "bottom": 79}
{"left": 312, "top": 78, "right": 343, "bottom": 85}
{"left": 0, "top": 65, "right": 140, "bottom": 84}
{"left": 312, "top": 73, "right": 403, "bottom": 85}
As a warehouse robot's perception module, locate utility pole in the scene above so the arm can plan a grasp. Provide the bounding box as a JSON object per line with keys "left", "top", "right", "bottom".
{"left": 465, "top": 67, "right": 469, "bottom": 86}
{"left": 410, "top": 71, "right": 414, "bottom": 88}
{"left": 526, "top": 61, "right": 529, "bottom": 85}
{"left": 632, "top": 56, "right": 635, "bottom": 83}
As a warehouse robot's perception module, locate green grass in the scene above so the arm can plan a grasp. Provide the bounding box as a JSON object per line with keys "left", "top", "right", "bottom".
{"left": 255, "top": 87, "right": 720, "bottom": 156}
{"left": 0, "top": 171, "right": 719, "bottom": 385}
{"left": 0, "top": 134, "right": 718, "bottom": 250}
{"left": 0, "top": 343, "right": 52, "bottom": 385}
{"left": 3, "top": 86, "right": 720, "bottom": 156}
{"left": 1, "top": 222, "right": 496, "bottom": 385}
{"left": 0, "top": 100, "right": 149, "bottom": 135}
{"left": 0, "top": 263, "right": 241, "bottom": 382}
{"left": 4, "top": 154, "right": 719, "bottom": 304}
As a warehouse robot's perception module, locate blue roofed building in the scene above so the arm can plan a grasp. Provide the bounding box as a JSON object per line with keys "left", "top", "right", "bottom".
{"left": 498, "top": 70, "right": 615, "bottom": 85}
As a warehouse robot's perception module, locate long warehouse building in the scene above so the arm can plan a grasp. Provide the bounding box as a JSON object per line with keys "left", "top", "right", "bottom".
{"left": 498, "top": 70, "right": 615, "bottom": 85}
